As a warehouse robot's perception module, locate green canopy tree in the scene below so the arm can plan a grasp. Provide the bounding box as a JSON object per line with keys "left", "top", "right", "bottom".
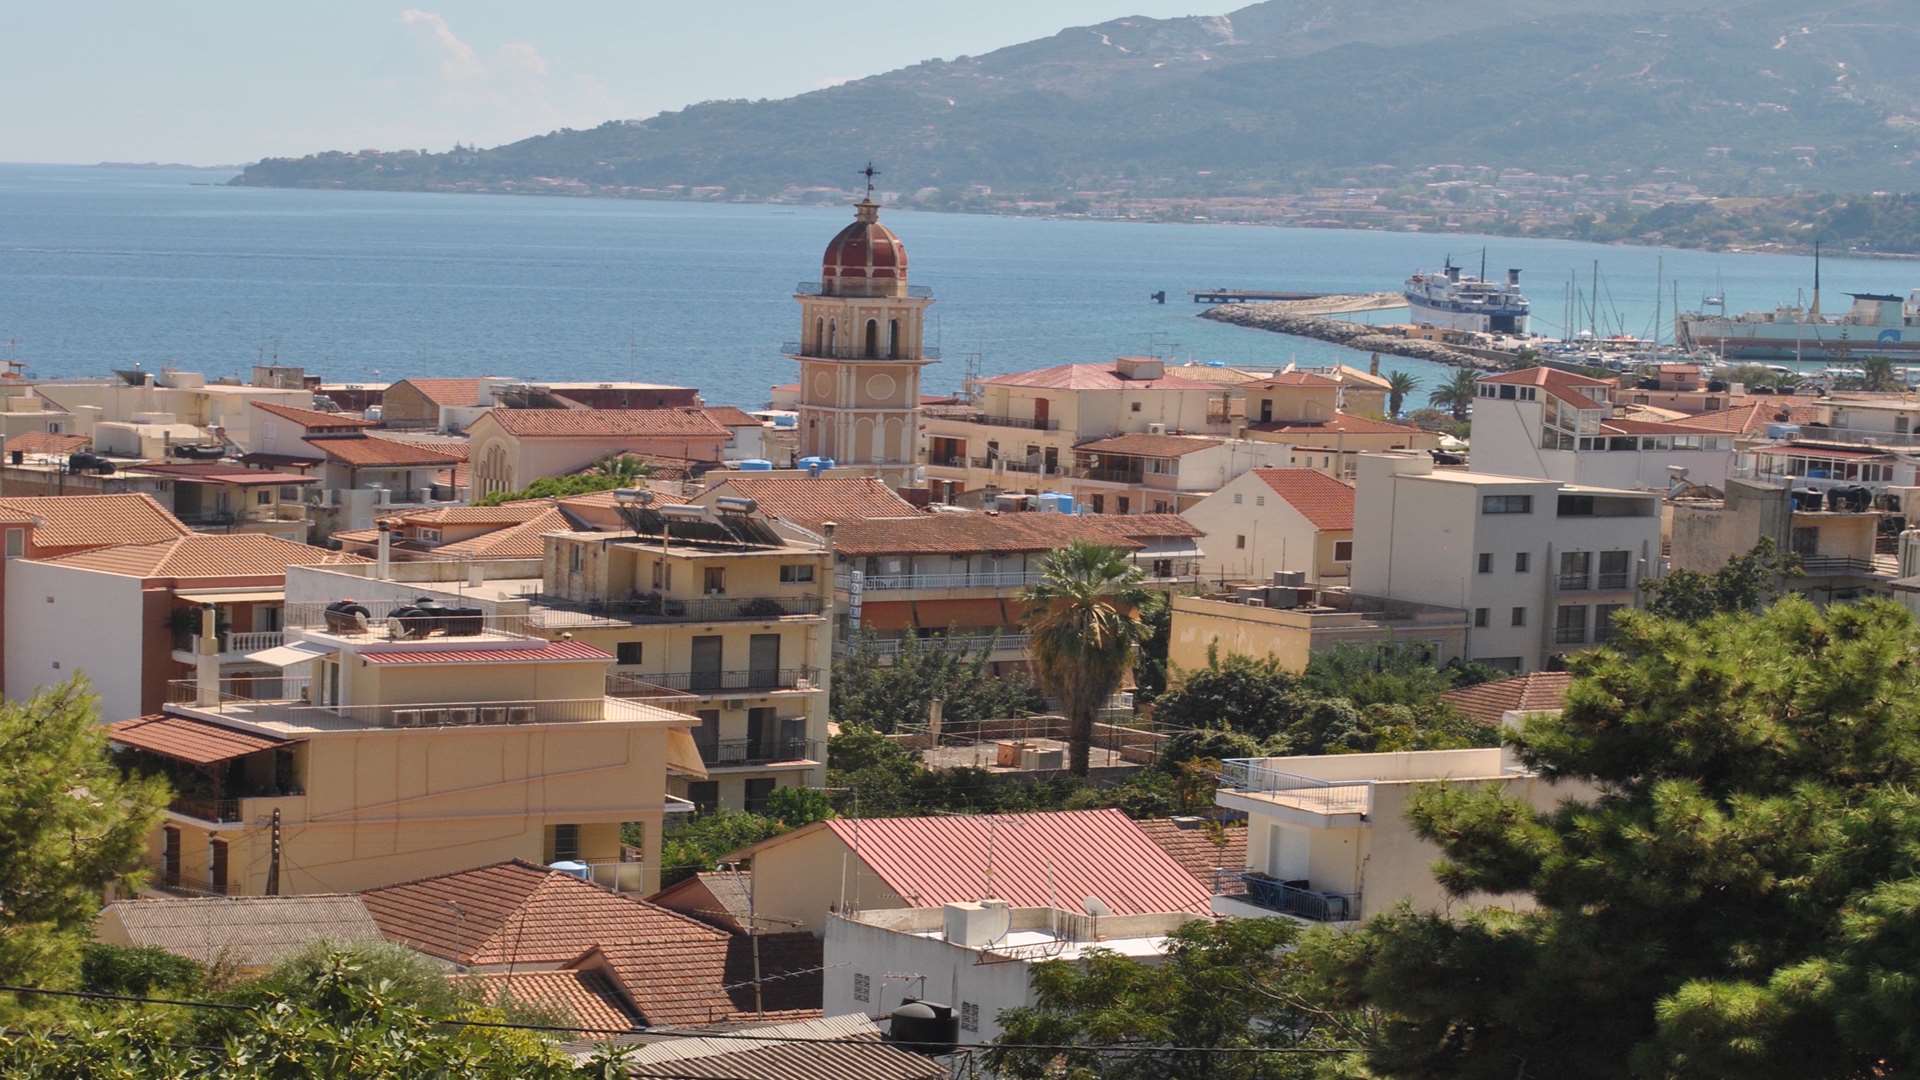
{"left": 1640, "top": 536, "right": 1798, "bottom": 621}
{"left": 830, "top": 631, "right": 1045, "bottom": 733}
{"left": 1309, "top": 596, "right": 1920, "bottom": 1078}
{"left": 1023, "top": 543, "right": 1161, "bottom": 775}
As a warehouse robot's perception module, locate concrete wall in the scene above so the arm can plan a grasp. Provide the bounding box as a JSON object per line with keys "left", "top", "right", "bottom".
{"left": 7, "top": 560, "right": 147, "bottom": 719}
{"left": 744, "top": 827, "right": 906, "bottom": 935}
{"left": 824, "top": 914, "right": 1043, "bottom": 1044}
{"left": 1183, "top": 470, "right": 1343, "bottom": 583}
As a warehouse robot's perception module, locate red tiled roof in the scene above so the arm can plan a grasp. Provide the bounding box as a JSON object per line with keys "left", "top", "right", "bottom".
{"left": 431, "top": 508, "right": 573, "bottom": 559}
{"left": 578, "top": 931, "right": 823, "bottom": 1028}
{"left": 304, "top": 434, "right": 463, "bottom": 467}
{"left": 3, "top": 431, "right": 90, "bottom": 456}
{"left": 251, "top": 401, "right": 376, "bottom": 429}
{"left": 484, "top": 408, "right": 730, "bottom": 439}
{"left": 786, "top": 810, "right": 1214, "bottom": 916}
{"left": 0, "top": 493, "right": 189, "bottom": 551}
{"left": 1750, "top": 442, "right": 1897, "bottom": 460}
{"left": 1481, "top": 366, "right": 1617, "bottom": 409}
{"left": 1077, "top": 513, "right": 1204, "bottom": 541}
{"left": 700, "top": 475, "right": 920, "bottom": 534}
{"left": 35, "top": 533, "right": 364, "bottom": 579}
{"left": 980, "top": 363, "right": 1218, "bottom": 391}
{"left": 702, "top": 406, "right": 762, "bottom": 428}
{"left": 1134, "top": 819, "right": 1247, "bottom": 889}
{"left": 1249, "top": 469, "right": 1356, "bottom": 529}
{"left": 393, "top": 502, "right": 553, "bottom": 526}
{"left": 1246, "top": 412, "right": 1425, "bottom": 436}
{"left": 1248, "top": 371, "right": 1342, "bottom": 388}
{"left": 108, "top": 714, "right": 290, "bottom": 765}
{"left": 375, "top": 433, "right": 471, "bottom": 460}
{"left": 1075, "top": 433, "right": 1224, "bottom": 457}
{"left": 1440, "top": 672, "right": 1574, "bottom": 727}
{"left": 358, "top": 639, "right": 610, "bottom": 666}
{"left": 829, "top": 512, "right": 1151, "bottom": 557}
{"left": 362, "top": 860, "right": 728, "bottom": 967}
{"left": 1598, "top": 418, "right": 1714, "bottom": 435}
{"left": 451, "top": 970, "right": 639, "bottom": 1031}
{"left": 624, "top": 1037, "right": 941, "bottom": 1080}
{"left": 393, "top": 378, "right": 486, "bottom": 407}
{"left": 1667, "top": 402, "right": 1780, "bottom": 435}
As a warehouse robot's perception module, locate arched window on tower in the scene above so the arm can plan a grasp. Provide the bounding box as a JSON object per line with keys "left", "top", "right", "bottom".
{"left": 888, "top": 319, "right": 900, "bottom": 359}
{"left": 827, "top": 321, "right": 837, "bottom": 353}
{"left": 864, "top": 320, "right": 879, "bottom": 359}
{"left": 814, "top": 317, "right": 825, "bottom": 353}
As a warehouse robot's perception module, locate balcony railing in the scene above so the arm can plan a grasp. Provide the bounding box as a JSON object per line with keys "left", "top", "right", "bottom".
{"left": 1217, "top": 759, "right": 1371, "bottom": 816}
{"left": 169, "top": 796, "right": 242, "bottom": 823}
{"left": 1596, "top": 571, "right": 1631, "bottom": 590}
{"left": 166, "top": 678, "right": 640, "bottom": 729}
{"left": 283, "top": 600, "right": 535, "bottom": 642}
{"left": 945, "top": 413, "right": 1061, "bottom": 432}
{"left": 793, "top": 281, "right": 934, "bottom": 299}
{"left": 528, "top": 593, "right": 825, "bottom": 627}
{"left": 780, "top": 341, "right": 940, "bottom": 362}
{"left": 228, "top": 631, "right": 284, "bottom": 653}
{"left": 1553, "top": 626, "right": 1588, "bottom": 645}
{"left": 1556, "top": 573, "right": 1590, "bottom": 591}
{"left": 843, "top": 569, "right": 1048, "bottom": 592}
{"left": 1075, "top": 466, "right": 1147, "bottom": 484}
{"left": 1218, "top": 870, "right": 1361, "bottom": 922}
{"left": 698, "top": 736, "right": 823, "bottom": 767}
{"left": 1799, "top": 554, "right": 1882, "bottom": 576}
{"left": 835, "top": 633, "right": 1031, "bottom": 660}
{"left": 998, "top": 459, "right": 1061, "bottom": 475}
{"left": 613, "top": 667, "right": 821, "bottom": 695}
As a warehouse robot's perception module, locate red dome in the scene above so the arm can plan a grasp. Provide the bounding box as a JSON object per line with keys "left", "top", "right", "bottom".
{"left": 822, "top": 200, "right": 907, "bottom": 287}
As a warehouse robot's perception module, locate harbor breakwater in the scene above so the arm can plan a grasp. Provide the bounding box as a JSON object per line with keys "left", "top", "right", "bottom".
{"left": 1200, "top": 302, "right": 1503, "bottom": 371}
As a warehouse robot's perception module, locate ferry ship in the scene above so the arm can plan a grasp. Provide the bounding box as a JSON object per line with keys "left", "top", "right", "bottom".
{"left": 1673, "top": 244, "right": 1920, "bottom": 362}
{"left": 1404, "top": 258, "right": 1530, "bottom": 334}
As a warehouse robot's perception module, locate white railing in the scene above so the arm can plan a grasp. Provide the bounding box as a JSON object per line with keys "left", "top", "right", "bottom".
{"left": 1217, "top": 759, "right": 1371, "bottom": 816}
{"left": 840, "top": 570, "right": 1048, "bottom": 591}
{"left": 227, "top": 631, "right": 284, "bottom": 653}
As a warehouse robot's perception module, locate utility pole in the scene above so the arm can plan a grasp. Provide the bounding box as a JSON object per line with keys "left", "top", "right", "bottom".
{"left": 265, "top": 808, "right": 282, "bottom": 896}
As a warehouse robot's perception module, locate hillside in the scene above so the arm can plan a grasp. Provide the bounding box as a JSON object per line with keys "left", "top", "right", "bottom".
{"left": 236, "top": 0, "right": 1920, "bottom": 206}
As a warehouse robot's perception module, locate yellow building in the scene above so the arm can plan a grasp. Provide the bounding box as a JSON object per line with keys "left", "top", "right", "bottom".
{"left": 111, "top": 595, "right": 704, "bottom": 899}
{"left": 1239, "top": 373, "right": 1436, "bottom": 479}
{"left": 520, "top": 495, "right": 834, "bottom": 814}
{"left": 1167, "top": 590, "right": 1468, "bottom": 675}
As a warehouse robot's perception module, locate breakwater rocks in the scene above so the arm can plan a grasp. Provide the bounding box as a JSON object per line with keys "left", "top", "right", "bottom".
{"left": 1200, "top": 303, "right": 1502, "bottom": 370}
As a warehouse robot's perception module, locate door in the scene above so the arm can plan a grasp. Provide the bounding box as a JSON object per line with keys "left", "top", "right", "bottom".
{"left": 162, "top": 826, "right": 181, "bottom": 887}
{"left": 691, "top": 636, "right": 723, "bottom": 693}
{"left": 695, "top": 709, "right": 721, "bottom": 760}
{"left": 745, "top": 778, "right": 777, "bottom": 814}
{"left": 748, "top": 634, "right": 781, "bottom": 689}
{"left": 1267, "top": 824, "right": 1310, "bottom": 886}
{"left": 781, "top": 715, "right": 807, "bottom": 760}
{"left": 1032, "top": 398, "right": 1050, "bottom": 428}
{"left": 747, "top": 707, "right": 774, "bottom": 760}
{"left": 209, "top": 839, "right": 229, "bottom": 896}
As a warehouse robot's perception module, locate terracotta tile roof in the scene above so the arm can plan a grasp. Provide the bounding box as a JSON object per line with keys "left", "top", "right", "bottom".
{"left": 702, "top": 406, "right": 763, "bottom": 428}
{"left": 358, "top": 638, "right": 610, "bottom": 666}
{"left": 1481, "top": 366, "right": 1615, "bottom": 409}
{"left": 451, "top": 970, "right": 639, "bottom": 1031}
{"left": 96, "top": 895, "right": 382, "bottom": 968}
{"left": 980, "top": 363, "right": 1218, "bottom": 391}
{"left": 700, "top": 475, "right": 920, "bottom": 534}
{"left": 4, "top": 431, "right": 90, "bottom": 456}
{"left": 1440, "top": 672, "right": 1574, "bottom": 727}
{"left": 743, "top": 810, "right": 1213, "bottom": 916}
{"left": 1134, "top": 819, "right": 1248, "bottom": 889}
{"left": 648, "top": 871, "right": 755, "bottom": 934}
{"left": 304, "top": 434, "right": 464, "bottom": 467}
{"left": 485, "top": 408, "right": 730, "bottom": 439}
{"left": 579, "top": 931, "right": 823, "bottom": 1028}
{"left": 369, "top": 433, "right": 471, "bottom": 460}
{"left": 0, "top": 493, "right": 188, "bottom": 551}
{"left": 1751, "top": 442, "right": 1896, "bottom": 460}
{"left": 393, "top": 501, "right": 554, "bottom": 527}
{"left": 1248, "top": 371, "right": 1342, "bottom": 388}
{"left": 1075, "top": 433, "right": 1224, "bottom": 457}
{"left": 251, "top": 401, "right": 376, "bottom": 429}
{"left": 393, "top": 378, "right": 486, "bottom": 407}
{"left": 1246, "top": 412, "right": 1426, "bottom": 436}
{"left": 1667, "top": 402, "right": 1783, "bottom": 436}
{"left": 828, "top": 512, "right": 1156, "bottom": 557}
{"left": 35, "top": 533, "right": 364, "bottom": 579}
{"left": 623, "top": 1037, "right": 941, "bottom": 1080}
{"left": 1078, "top": 513, "right": 1205, "bottom": 541}
{"left": 362, "top": 860, "right": 729, "bottom": 967}
{"left": 431, "top": 507, "right": 573, "bottom": 559}
{"left": 108, "top": 714, "right": 291, "bottom": 765}
{"left": 1249, "top": 468, "right": 1356, "bottom": 529}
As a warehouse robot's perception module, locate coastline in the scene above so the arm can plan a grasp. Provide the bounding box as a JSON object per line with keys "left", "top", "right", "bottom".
{"left": 1198, "top": 303, "right": 1504, "bottom": 372}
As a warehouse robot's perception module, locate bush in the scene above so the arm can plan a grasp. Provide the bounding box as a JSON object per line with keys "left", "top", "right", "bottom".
{"left": 79, "top": 943, "right": 204, "bottom": 998}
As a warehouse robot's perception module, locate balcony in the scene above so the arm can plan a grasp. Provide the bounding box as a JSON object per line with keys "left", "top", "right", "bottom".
{"left": 169, "top": 796, "right": 242, "bottom": 823}
{"left": 1075, "top": 465, "right": 1147, "bottom": 485}
{"left": 1215, "top": 869, "right": 1361, "bottom": 923}
{"left": 607, "top": 667, "right": 821, "bottom": 696}
{"left": 166, "top": 677, "right": 664, "bottom": 733}
{"left": 1798, "top": 554, "right": 1885, "bottom": 576}
{"left": 1553, "top": 626, "right": 1588, "bottom": 646}
{"left": 528, "top": 593, "right": 826, "bottom": 628}
{"left": 835, "top": 633, "right": 1031, "bottom": 661}
{"left": 1596, "top": 571, "right": 1631, "bottom": 590}
{"left": 283, "top": 600, "right": 539, "bottom": 643}
{"left": 999, "top": 459, "right": 1062, "bottom": 476}
{"left": 793, "top": 282, "right": 934, "bottom": 299}
{"left": 1216, "top": 759, "right": 1370, "bottom": 817}
{"left": 698, "top": 736, "right": 823, "bottom": 768}
{"left": 172, "top": 630, "right": 287, "bottom": 665}
{"left": 780, "top": 340, "right": 939, "bottom": 362}
{"left": 842, "top": 569, "right": 1047, "bottom": 592}
{"left": 942, "top": 412, "right": 1061, "bottom": 432}
{"left": 1556, "top": 573, "right": 1590, "bottom": 591}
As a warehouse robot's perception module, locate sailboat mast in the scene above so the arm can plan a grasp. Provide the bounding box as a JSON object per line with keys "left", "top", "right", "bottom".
{"left": 1590, "top": 260, "right": 1600, "bottom": 337}
{"left": 1654, "top": 256, "right": 1663, "bottom": 349}
{"left": 1810, "top": 239, "right": 1822, "bottom": 319}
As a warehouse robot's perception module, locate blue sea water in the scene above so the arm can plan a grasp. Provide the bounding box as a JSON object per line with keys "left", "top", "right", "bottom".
{"left": 0, "top": 163, "right": 1902, "bottom": 406}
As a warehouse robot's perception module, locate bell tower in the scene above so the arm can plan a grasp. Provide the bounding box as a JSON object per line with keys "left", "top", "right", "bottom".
{"left": 784, "top": 165, "right": 934, "bottom": 488}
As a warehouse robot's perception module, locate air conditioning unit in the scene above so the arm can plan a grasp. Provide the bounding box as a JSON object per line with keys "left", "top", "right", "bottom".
{"left": 1245, "top": 597, "right": 1266, "bottom": 607}
{"left": 1147, "top": 422, "right": 1168, "bottom": 435}
{"left": 723, "top": 699, "right": 747, "bottom": 711}
{"left": 445, "top": 707, "right": 477, "bottom": 726}
{"left": 507, "top": 706, "right": 538, "bottom": 725}
{"left": 390, "top": 709, "right": 421, "bottom": 728}
{"left": 417, "top": 708, "right": 449, "bottom": 727}
{"left": 478, "top": 706, "right": 509, "bottom": 726}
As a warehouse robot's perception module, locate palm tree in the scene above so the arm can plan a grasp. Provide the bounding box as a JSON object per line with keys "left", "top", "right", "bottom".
{"left": 1428, "top": 368, "right": 1481, "bottom": 422}
{"left": 1861, "top": 355, "right": 1899, "bottom": 392}
{"left": 1022, "top": 542, "right": 1160, "bottom": 776}
{"left": 1386, "top": 370, "right": 1420, "bottom": 418}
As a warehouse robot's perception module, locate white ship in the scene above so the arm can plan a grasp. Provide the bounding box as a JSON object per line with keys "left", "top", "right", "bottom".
{"left": 1673, "top": 246, "right": 1920, "bottom": 362}
{"left": 1404, "top": 257, "right": 1530, "bottom": 335}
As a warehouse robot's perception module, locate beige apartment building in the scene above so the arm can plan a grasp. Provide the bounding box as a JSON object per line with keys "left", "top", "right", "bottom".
{"left": 1167, "top": 588, "right": 1468, "bottom": 675}
{"left": 112, "top": 590, "right": 703, "bottom": 899}
{"left": 922, "top": 356, "right": 1240, "bottom": 503}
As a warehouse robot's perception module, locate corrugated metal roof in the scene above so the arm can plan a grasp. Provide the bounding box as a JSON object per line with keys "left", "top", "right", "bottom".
{"left": 99, "top": 895, "right": 383, "bottom": 967}
{"left": 108, "top": 714, "right": 292, "bottom": 764}
{"left": 358, "top": 639, "right": 610, "bottom": 665}
{"left": 815, "top": 809, "right": 1214, "bottom": 916}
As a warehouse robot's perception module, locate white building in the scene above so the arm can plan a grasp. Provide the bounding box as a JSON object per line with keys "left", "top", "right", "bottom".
{"left": 1470, "top": 367, "right": 1734, "bottom": 490}
{"left": 1351, "top": 452, "right": 1661, "bottom": 673}
{"left": 825, "top": 903, "right": 1202, "bottom": 1044}
{"left": 1181, "top": 467, "right": 1354, "bottom": 584}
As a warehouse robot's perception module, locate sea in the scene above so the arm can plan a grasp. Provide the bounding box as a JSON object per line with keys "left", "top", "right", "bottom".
{"left": 1, "top": 163, "right": 1904, "bottom": 407}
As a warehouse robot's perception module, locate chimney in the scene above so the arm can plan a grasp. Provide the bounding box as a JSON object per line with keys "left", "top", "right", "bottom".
{"left": 194, "top": 604, "right": 220, "bottom": 707}
{"left": 467, "top": 562, "right": 483, "bottom": 589}
{"left": 375, "top": 521, "right": 391, "bottom": 580}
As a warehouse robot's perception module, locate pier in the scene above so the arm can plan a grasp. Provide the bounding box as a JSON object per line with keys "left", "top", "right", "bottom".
{"left": 1189, "top": 288, "right": 1329, "bottom": 304}
{"left": 1199, "top": 303, "right": 1505, "bottom": 371}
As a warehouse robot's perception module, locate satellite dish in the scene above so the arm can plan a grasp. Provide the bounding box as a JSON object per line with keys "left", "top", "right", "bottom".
{"left": 1082, "top": 896, "right": 1113, "bottom": 918}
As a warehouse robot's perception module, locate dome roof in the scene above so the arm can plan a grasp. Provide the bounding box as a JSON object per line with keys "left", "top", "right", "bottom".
{"left": 821, "top": 199, "right": 907, "bottom": 288}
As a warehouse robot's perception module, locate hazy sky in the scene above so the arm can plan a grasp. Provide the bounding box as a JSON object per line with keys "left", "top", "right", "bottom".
{"left": 1, "top": 1, "right": 1212, "bottom": 165}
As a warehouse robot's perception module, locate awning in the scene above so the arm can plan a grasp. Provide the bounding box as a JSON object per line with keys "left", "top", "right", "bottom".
{"left": 245, "top": 640, "right": 336, "bottom": 667}
{"left": 911, "top": 597, "right": 1009, "bottom": 631}
{"left": 108, "top": 714, "right": 292, "bottom": 765}
{"left": 854, "top": 601, "right": 915, "bottom": 631}
{"left": 663, "top": 729, "right": 709, "bottom": 780}
{"left": 177, "top": 589, "right": 286, "bottom": 604}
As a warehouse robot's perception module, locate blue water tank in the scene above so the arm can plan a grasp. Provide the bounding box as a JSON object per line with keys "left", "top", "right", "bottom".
{"left": 737, "top": 458, "right": 774, "bottom": 471}
{"left": 771, "top": 414, "right": 797, "bottom": 429}
{"left": 798, "top": 456, "right": 836, "bottom": 476}
{"left": 1037, "top": 492, "right": 1075, "bottom": 514}
{"left": 1203, "top": 360, "right": 1226, "bottom": 368}
{"left": 548, "top": 860, "right": 589, "bottom": 880}
{"left": 1764, "top": 423, "right": 1800, "bottom": 440}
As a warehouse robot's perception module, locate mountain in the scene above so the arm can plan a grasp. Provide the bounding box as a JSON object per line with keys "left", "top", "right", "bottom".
{"left": 236, "top": 0, "right": 1920, "bottom": 203}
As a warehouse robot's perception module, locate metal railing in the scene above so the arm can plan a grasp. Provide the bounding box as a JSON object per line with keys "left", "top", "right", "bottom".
{"left": 1799, "top": 554, "right": 1882, "bottom": 575}
{"left": 283, "top": 599, "right": 533, "bottom": 641}
{"left": 1596, "top": 571, "right": 1631, "bottom": 590}
{"left": 166, "top": 678, "right": 634, "bottom": 728}
{"left": 947, "top": 412, "right": 1061, "bottom": 432}
{"left": 1217, "top": 759, "right": 1371, "bottom": 816}
{"left": 836, "top": 633, "right": 1031, "bottom": 660}
{"left": 998, "top": 459, "right": 1061, "bottom": 475}
{"left": 528, "top": 593, "right": 825, "bottom": 627}
{"left": 1556, "top": 573, "right": 1590, "bottom": 591}
{"left": 169, "top": 796, "right": 242, "bottom": 823}
{"left": 793, "top": 282, "right": 934, "bottom": 299}
{"left": 1217, "top": 870, "right": 1361, "bottom": 922}
{"left": 1553, "top": 626, "right": 1588, "bottom": 645}
{"left": 780, "top": 340, "right": 939, "bottom": 361}
{"left": 1075, "top": 466, "right": 1148, "bottom": 484}
{"left": 699, "top": 736, "right": 822, "bottom": 767}
{"left": 614, "top": 667, "right": 821, "bottom": 695}
{"left": 584, "top": 861, "right": 649, "bottom": 895}
{"left": 841, "top": 569, "right": 1047, "bottom": 591}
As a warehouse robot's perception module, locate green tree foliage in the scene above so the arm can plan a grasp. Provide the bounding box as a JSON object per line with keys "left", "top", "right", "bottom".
{"left": 0, "top": 679, "right": 169, "bottom": 997}
{"left": 1131, "top": 599, "right": 1175, "bottom": 706}
{"left": 1024, "top": 543, "right": 1163, "bottom": 775}
{"left": 474, "top": 455, "right": 651, "bottom": 506}
{"left": 987, "top": 918, "right": 1361, "bottom": 1079}
{"left": 1386, "top": 370, "right": 1420, "bottom": 418}
{"left": 1299, "top": 642, "right": 1457, "bottom": 708}
{"left": 1311, "top": 597, "right": 1920, "bottom": 1078}
{"left": 1426, "top": 368, "right": 1481, "bottom": 422}
{"left": 830, "top": 631, "right": 1046, "bottom": 733}
{"left": 1641, "top": 537, "right": 1798, "bottom": 621}
{"left": 655, "top": 810, "right": 790, "bottom": 887}
{"left": 79, "top": 944, "right": 205, "bottom": 999}
{"left": 756, "top": 785, "right": 832, "bottom": 828}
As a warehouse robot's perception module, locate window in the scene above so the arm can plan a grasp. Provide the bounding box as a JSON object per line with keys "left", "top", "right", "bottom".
{"left": 1473, "top": 607, "right": 1490, "bottom": 628}
{"left": 1477, "top": 553, "right": 1493, "bottom": 574}
{"left": 1479, "top": 656, "right": 1523, "bottom": 673}
{"left": 1333, "top": 540, "right": 1353, "bottom": 561}
{"left": 1558, "top": 551, "right": 1591, "bottom": 590}
{"left": 1555, "top": 604, "right": 1588, "bottom": 645}
{"left": 255, "top": 490, "right": 272, "bottom": 506}
{"left": 568, "top": 546, "right": 583, "bottom": 573}
{"left": 3, "top": 529, "right": 22, "bottom": 558}
{"left": 1235, "top": 534, "right": 1246, "bottom": 550}
{"left": 1117, "top": 496, "right": 1131, "bottom": 514}
{"left": 687, "top": 781, "right": 719, "bottom": 813}
{"left": 1511, "top": 606, "right": 1527, "bottom": 627}
{"left": 1594, "top": 603, "right": 1625, "bottom": 643}
{"left": 1790, "top": 526, "right": 1820, "bottom": 558}
{"left": 960, "top": 1001, "right": 980, "bottom": 1032}
{"left": 1482, "top": 495, "right": 1533, "bottom": 514}
{"left": 779, "top": 564, "right": 815, "bottom": 583}
{"left": 1597, "top": 550, "right": 1632, "bottom": 589}
{"left": 1514, "top": 552, "right": 1530, "bottom": 573}
{"left": 703, "top": 567, "right": 726, "bottom": 595}
{"left": 1255, "top": 495, "right": 1265, "bottom": 507}
{"left": 1233, "top": 493, "right": 1243, "bottom": 505}
{"left": 279, "top": 485, "right": 302, "bottom": 501}
{"left": 418, "top": 527, "right": 442, "bottom": 543}
{"left": 548, "top": 824, "right": 581, "bottom": 862}
{"left": 1130, "top": 401, "right": 1142, "bottom": 412}
{"left": 616, "top": 642, "right": 643, "bottom": 665}
{"left": 1151, "top": 558, "right": 1174, "bottom": 578}
{"left": 1090, "top": 495, "right": 1105, "bottom": 513}
{"left": 853, "top": 973, "right": 871, "bottom": 1003}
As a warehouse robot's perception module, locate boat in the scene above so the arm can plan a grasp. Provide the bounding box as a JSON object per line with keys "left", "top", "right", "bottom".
{"left": 1674, "top": 243, "right": 1920, "bottom": 362}
{"left": 1404, "top": 256, "right": 1530, "bottom": 334}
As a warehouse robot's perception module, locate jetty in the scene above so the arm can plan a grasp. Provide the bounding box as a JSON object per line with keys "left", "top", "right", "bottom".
{"left": 1200, "top": 302, "right": 1504, "bottom": 370}
{"left": 1190, "top": 288, "right": 1329, "bottom": 304}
